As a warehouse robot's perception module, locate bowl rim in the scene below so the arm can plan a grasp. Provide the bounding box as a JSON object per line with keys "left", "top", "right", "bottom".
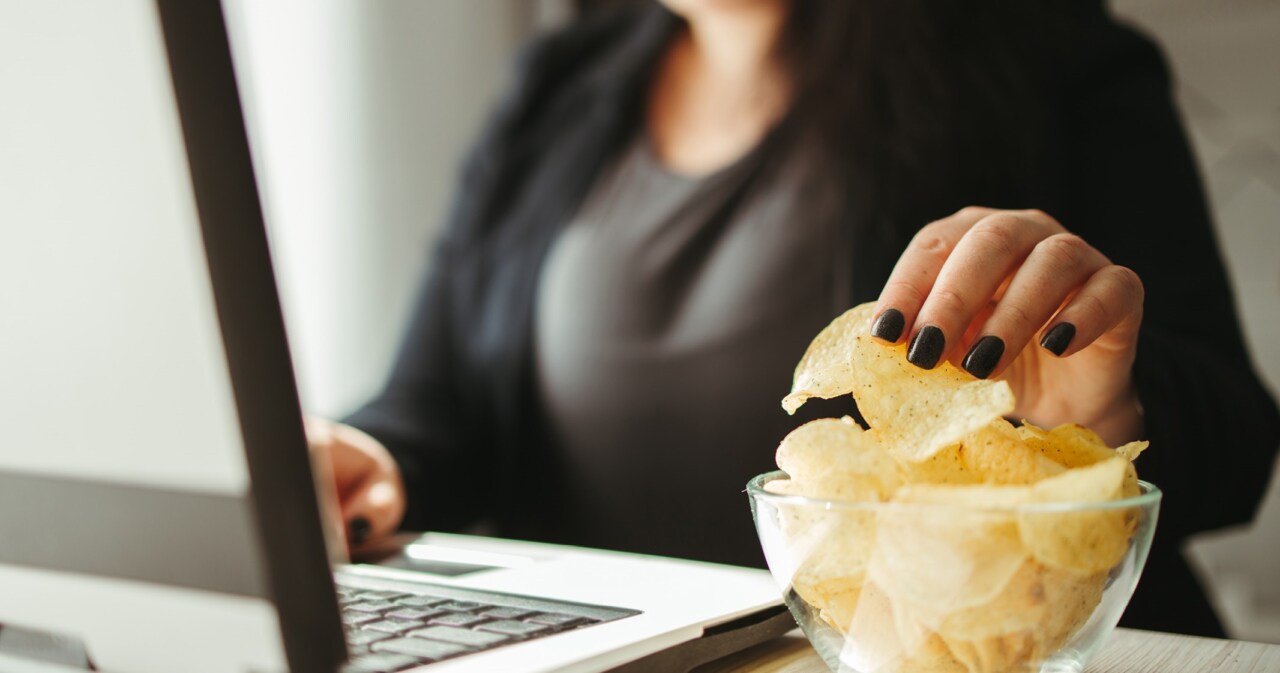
{"left": 747, "top": 470, "right": 1162, "bottom": 513}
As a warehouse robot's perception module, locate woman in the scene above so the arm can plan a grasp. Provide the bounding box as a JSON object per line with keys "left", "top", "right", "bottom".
{"left": 309, "top": 0, "right": 1280, "bottom": 636}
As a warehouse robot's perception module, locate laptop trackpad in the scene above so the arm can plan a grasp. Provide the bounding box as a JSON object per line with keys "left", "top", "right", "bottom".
{"left": 373, "top": 553, "right": 495, "bottom": 577}
{"left": 353, "top": 535, "right": 538, "bottom": 577}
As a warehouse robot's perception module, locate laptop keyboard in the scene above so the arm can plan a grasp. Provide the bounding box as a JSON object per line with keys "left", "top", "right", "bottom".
{"left": 335, "top": 578, "right": 639, "bottom": 673}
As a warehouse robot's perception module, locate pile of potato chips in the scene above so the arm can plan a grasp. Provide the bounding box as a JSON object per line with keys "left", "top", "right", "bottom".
{"left": 766, "top": 303, "right": 1148, "bottom": 673}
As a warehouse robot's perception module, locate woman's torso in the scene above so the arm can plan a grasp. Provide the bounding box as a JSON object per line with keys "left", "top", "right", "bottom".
{"left": 533, "top": 126, "right": 844, "bottom": 565}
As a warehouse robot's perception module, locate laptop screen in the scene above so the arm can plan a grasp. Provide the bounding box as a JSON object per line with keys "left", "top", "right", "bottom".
{"left": 0, "top": 1, "right": 343, "bottom": 671}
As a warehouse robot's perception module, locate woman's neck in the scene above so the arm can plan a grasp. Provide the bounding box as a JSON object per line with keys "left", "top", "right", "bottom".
{"left": 647, "top": 2, "right": 790, "bottom": 176}
{"left": 683, "top": 2, "right": 787, "bottom": 91}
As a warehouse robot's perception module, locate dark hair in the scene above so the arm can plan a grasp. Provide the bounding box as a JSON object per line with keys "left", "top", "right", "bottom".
{"left": 779, "top": 1, "right": 1070, "bottom": 289}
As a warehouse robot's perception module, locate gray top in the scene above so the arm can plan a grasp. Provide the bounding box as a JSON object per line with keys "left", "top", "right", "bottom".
{"left": 533, "top": 129, "right": 844, "bottom": 564}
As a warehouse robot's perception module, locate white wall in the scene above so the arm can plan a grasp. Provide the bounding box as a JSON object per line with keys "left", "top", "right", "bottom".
{"left": 224, "top": 1, "right": 554, "bottom": 418}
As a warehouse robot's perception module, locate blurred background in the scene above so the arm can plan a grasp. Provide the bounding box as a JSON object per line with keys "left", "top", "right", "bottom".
{"left": 222, "top": 0, "right": 1280, "bottom": 643}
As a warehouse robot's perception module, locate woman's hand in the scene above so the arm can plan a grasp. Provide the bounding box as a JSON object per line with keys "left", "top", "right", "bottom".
{"left": 870, "top": 207, "right": 1145, "bottom": 446}
{"left": 305, "top": 417, "right": 406, "bottom": 552}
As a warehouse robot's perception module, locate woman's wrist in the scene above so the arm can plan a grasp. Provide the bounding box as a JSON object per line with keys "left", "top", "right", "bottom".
{"left": 1087, "top": 381, "right": 1146, "bottom": 447}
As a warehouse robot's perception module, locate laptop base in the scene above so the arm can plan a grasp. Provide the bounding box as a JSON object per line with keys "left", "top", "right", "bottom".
{"left": 604, "top": 605, "right": 795, "bottom": 673}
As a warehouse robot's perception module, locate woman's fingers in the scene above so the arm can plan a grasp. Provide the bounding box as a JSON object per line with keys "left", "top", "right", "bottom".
{"left": 871, "top": 206, "right": 996, "bottom": 344}
{"left": 875, "top": 206, "right": 1141, "bottom": 380}
{"left": 339, "top": 470, "right": 406, "bottom": 547}
{"left": 893, "top": 209, "right": 1064, "bottom": 369}
{"left": 304, "top": 417, "right": 406, "bottom": 550}
{"left": 959, "top": 233, "right": 1111, "bottom": 378}
{"left": 303, "top": 416, "right": 351, "bottom": 560}
{"left": 1039, "top": 264, "right": 1145, "bottom": 358}
{"left": 328, "top": 422, "right": 406, "bottom": 548}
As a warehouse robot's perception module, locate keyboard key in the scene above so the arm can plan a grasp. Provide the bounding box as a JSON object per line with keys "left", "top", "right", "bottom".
{"left": 395, "top": 595, "right": 448, "bottom": 609}
{"left": 373, "top": 637, "right": 469, "bottom": 661}
{"left": 527, "top": 612, "right": 594, "bottom": 628}
{"left": 409, "top": 626, "right": 511, "bottom": 648}
{"left": 347, "top": 630, "right": 394, "bottom": 647}
{"left": 476, "top": 620, "right": 552, "bottom": 638}
{"left": 342, "top": 610, "right": 381, "bottom": 626}
{"left": 481, "top": 606, "right": 536, "bottom": 620}
{"left": 362, "top": 591, "right": 411, "bottom": 601}
{"left": 363, "top": 620, "right": 425, "bottom": 634}
{"left": 341, "top": 652, "right": 423, "bottom": 673}
{"left": 436, "top": 600, "right": 485, "bottom": 612}
{"left": 332, "top": 579, "right": 633, "bottom": 663}
{"left": 386, "top": 607, "right": 443, "bottom": 621}
{"left": 346, "top": 600, "right": 400, "bottom": 613}
{"left": 428, "top": 612, "right": 491, "bottom": 627}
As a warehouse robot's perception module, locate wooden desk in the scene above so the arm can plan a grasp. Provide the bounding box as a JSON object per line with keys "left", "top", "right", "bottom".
{"left": 693, "top": 628, "right": 1280, "bottom": 673}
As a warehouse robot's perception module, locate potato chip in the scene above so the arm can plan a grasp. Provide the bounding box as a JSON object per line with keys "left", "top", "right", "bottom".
{"left": 764, "top": 478, "right": 878, "bottom": 589}
{"left": 768, "top": 495, "right": 876, "bottom": 573}
{"left": 927, "top": 559, "right": 1104, "bottom": 642}
{"left": 942, "top": 632, "right": 1037, "bottom": 673}
{"left": 793, "top": 572, "right": 864, "bottom": 634}
{"left": 870, "top": 484, "right": 1029, "bottom": 619}
{"left": 1018, "top": 457, "right": 1136, "bottom": 575}
{"left": 897, "top": 560, "right": 1105, "bottom": 673}
{"left": 784, "top": 303, "right": 1016, "bottom": 462}
{"left": 862, "top": 355, "right": 1013, "bottom": 462}
{"left": 1115, "top": 440, "right": 1149, "bottom": 463}
{"left": 839, "top": 581, "right": 905, "bottom": 672}
{"left": 775, "top": 417, "right": 902, "bottom": 501}
{"left": 783, "top": 303, "right": 876, "bottom": 416}
{"left": 1020, "top": 421, "right": 1145, "bottom": 496}
{"left": 1033, "top": 566, "right": 1108, "bottom": 657}
{"left": 889, "top": 482, "right": 1033, "bottom": 509}
{"left": 889, "top": 605, "right": 970, "bottom": 673}
{"left": 959, "top": 419, "right": 1065, "bottom": 485}
{"left": 772, "top": 508, "right": 876, "bottom": 663}
{"left": 1020, "top": 422, "right": 1115, "bottom": 468}
{"left": 842, "top": 582, "right": 968, "bottom": 673}
{"left": 897, "top": 443, "right": 979, "bottom": 485}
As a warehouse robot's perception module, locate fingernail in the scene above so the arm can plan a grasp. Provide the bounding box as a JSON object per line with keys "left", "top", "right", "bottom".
{"left": 907, "top": 325, "right": 945, "bottom": 369}
{"left": 1041, "top": 322, "right": 1076, "bottom": 356}
{"left": 962, "top": 335, "right": 1005, "bottom": 379}
{"left": 870, "top": 308, "right": 905, "bottom": 343}
{"left": 348, "top": 517, "right": 371, "bottom": 546}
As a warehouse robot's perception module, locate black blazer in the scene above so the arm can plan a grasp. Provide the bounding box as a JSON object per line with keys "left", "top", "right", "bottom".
{"left": 348, "top": 1, "right": 1280, "bottom": 636}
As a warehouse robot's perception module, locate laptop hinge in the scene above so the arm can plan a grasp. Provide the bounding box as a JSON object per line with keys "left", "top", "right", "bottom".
{"left": 0, "top": 624, "right": 93, "bottom": 671}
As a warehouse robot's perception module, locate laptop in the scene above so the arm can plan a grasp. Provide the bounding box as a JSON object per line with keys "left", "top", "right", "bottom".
{"left": 0, "top": 2, "right": 790, "bottom": 672}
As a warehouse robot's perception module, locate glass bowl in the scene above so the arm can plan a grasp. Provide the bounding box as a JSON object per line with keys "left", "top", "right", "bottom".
{"left": 747, "top": 470, "right": 1160, "bottom": 673}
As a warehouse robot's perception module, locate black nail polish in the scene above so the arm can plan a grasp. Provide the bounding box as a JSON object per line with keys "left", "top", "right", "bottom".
{"left": 907, "top": 325, "right": 945, "bottom": 369}
{"left": 348, "top": 517, "right": 371, "bottom": 546}
{"left": 962, "top": 335, "right": 1005, "bottom": 379}
{"left": 1041, "top": 322, "right": 1076, "bottom": 356}
{"left": 870, "top": 308, "right": 906, "bottom": 342}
